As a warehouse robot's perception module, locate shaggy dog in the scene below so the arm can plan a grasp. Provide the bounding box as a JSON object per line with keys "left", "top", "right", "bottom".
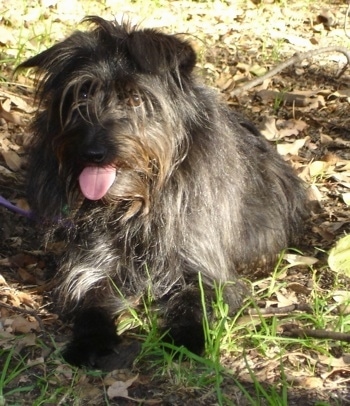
{"left": 19, "top": 16, "right": 309, "bottom": 369}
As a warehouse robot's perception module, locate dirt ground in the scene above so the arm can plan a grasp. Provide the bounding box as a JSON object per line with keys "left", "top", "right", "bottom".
{"left": 1, "top": 0, "right": 350, "bottom": 405}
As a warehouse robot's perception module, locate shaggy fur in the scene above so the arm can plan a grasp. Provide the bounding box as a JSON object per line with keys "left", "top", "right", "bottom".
{"left": 19, "top": 16, "right": 309, "bottom": 369}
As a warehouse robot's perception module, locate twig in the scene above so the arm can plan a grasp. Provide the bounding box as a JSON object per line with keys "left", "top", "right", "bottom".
{"left": 282, "top": 325, "right": 350, "bottom": 343}
{"left": 247, "top": 303, "right": 313, "bottom": 316}
{"left": 0, "top": 301, "right": 46, "bottom": 334}
{"left": 231, "top": 46, "right": 350, "bottom": 97}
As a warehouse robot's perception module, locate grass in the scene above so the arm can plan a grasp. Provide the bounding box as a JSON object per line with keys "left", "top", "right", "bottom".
{"left": 0, "top": 336, "right": 119, "bottom": 405}
{"left": 0, "top": 337, "right": 82, "bottom": 406}
{"left": 0, "top": 347, "right": 33, "bottom": 405}
{"left": 2, "top": 236, "right": 345, "bottom": 403}
{"left": 1, "top": 3, "right": 53, "bottom": 67}
{"left": 114, "top": 253, "right": 349, "bottom": 405}
{"left": 1, "top": 226, "right": 347, "bottom": 403}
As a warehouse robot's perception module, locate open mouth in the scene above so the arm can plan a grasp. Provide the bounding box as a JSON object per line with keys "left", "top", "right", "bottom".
{"left": 79, "top": 165, "right": 117, "bottom": 200}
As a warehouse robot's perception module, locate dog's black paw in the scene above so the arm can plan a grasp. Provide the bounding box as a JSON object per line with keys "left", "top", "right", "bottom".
{"left": 160, "top": 287, "right": 209, "bottom": 355}
{"left": 63, "top": 307, "right": 141, "bottom": 371}
{"left": 163, "top": 320, "right": 205, "bottom": 355}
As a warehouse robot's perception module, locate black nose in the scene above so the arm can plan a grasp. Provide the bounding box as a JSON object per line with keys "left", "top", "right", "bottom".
{"left": 81, "top": 146, "right": 107, "bottom": 163}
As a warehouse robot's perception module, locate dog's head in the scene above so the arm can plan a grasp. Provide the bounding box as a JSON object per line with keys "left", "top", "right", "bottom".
{"left": 19, "top": 17, "right": 200, "bottom": 218}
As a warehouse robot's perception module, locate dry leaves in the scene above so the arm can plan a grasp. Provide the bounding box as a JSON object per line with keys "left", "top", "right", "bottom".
{"left": 106, "top": 374, "right": 139, "bottom": 400}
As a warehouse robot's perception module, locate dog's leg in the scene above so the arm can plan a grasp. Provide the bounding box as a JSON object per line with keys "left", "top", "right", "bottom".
{"left": 62, "top": 307, "right": 120, "bottom": 368}
{"left": 160, "top": 286, "right": 209, "bottom": 354}
{"left": 62, "top": 307, "right": 141, "bottom": 370}
{"left": 159, "top": 280, "right": 248, "bottom": 354}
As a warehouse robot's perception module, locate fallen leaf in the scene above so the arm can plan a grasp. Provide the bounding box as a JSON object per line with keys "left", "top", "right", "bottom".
{"left": 17, "top": 290, "right": 39, "bottom": 307}
{"left": 249, "top": 64, "right": 267, "bottom": 76}
{"left": 277, "top": 119, "right": 307, "bottom": 138}
{"left": 260, "top": 117, "right": 279, "bottom": 141}
{"left": 0, "top": 91, "right": 34, "bottom": 113}
{"left": 318, "top": 353, "right": 350, "bottom": 368}
{"left": 1, "top": 150, "right": 22, "bottom": 171}
{"left": 277, "top": 138, "right": 306, "bottom": 156}
{"left": 0, "top": 165, "right": 13, "bottom": 177}
{"left": 16, "top": 333, "right": 37, "bottom": 349}
{"left": 275, "top": 291, "right": 296, "bottom": 307}
{"left": 11, "top": 316, "right": 39, "bottom": 333}
{"left": 309, "top": 161, "right": 330, "bottom": 178}
{"left": 308, "top": 184, "right": 323, "bottom": 203}
{"left": 333, "top": 290, "right": 350, "bottom": 303}
{"left": 27, "top": 357, "right": 45, "bottom": 366}
{"left": 342, "top": 193, "right": 350, "bottom": 205}
{"left": 331, "top": 172, "right": 350, "bottom": 189}
{"left": 284, "top": 253, "right": 318, "bottom": 266}
{"left": 0, "top": 26, "right": 16, "bottom": 45}
{"left": 320, "top": 133, "right": 333, "bottom": 145}
{"left": 284, "top": 35, "right": 312, "bottom": 48}
{"left": 333, "top": 290, "right": 350, "bottom": 314}
{"left": 333, "top": 138, "right": 350, "bottom": 148}
{"left": 0, "top": 274, "right": 9, "bottom": 286}
{"left": 107, "top": 374, "right": 139, "bottom": 400}
{"left": 0, "top": 103, "right": 23, "bottom": 125}
{"left": 302, "top": 376, "right": 324, "bottom": 389}
{"left": 328, "top": 235, "right": 350, "bottom": 276}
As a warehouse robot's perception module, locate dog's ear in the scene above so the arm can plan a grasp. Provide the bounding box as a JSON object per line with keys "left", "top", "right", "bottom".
{"left": 16, "top": 22, "right": 197, "bottom": 79}
{"left": 16, "top": 41, "right": 67, "bottom": 72}
{"left": 15, "top": 35, "right": 86, "bottom": 95}
{"left": 127, "top": 30, "right": 196, "bottom": 76}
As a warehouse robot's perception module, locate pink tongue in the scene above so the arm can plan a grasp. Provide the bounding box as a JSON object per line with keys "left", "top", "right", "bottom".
{"left": 79, "top": 166, "right": 116, "bottom": 200}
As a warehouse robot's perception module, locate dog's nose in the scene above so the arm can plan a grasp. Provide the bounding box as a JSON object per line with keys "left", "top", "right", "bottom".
{"left": 82, "top": 146, "right": 107, "bottom": 163}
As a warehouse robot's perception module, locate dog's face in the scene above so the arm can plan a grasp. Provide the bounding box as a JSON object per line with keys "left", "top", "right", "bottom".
{"left": 20, "top": 17, "right": 198, "bottom": 217}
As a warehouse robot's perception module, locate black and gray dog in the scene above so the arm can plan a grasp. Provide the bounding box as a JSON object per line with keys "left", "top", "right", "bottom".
{"left": 19, "top": 16, "right": 309, "bottom": 369}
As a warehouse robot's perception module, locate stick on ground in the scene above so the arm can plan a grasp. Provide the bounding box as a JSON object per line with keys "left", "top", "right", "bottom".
{"left": 282, "top": 325, "right": 350, "bottom": 343}
{"left": 231, "top": 46, "right": 350, "bottom": 97}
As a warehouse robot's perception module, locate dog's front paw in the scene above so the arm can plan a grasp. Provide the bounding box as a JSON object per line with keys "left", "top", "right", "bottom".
{"left": 62, "top": 307, "right": 141, "bottom": 371}
{"left": 160, "top": 287, "right": 209, "bottom": 354}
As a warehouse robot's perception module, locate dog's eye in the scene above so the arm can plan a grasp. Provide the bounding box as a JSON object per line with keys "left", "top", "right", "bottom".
{"left": 78, "top": 84, "right": 93, "bottom": 100}
{"left": 78, "top": 89, "right": 89, "bottom": 100}
{"left": 126, "top": 92, "right": 142, "bottom": 107}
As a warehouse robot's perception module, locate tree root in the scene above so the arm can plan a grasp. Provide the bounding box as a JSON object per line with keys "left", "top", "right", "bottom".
{"left": 231, "top": 46, "right": 350, "bottom": 97}
{"left": 247, "top": 303, "right": 313, "bottom": 316}
{"left": 282, "top": 325, "right": 350, "bottom": 343}
{"left": 246, "top": 303, "right": 350, "bottom": 343}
